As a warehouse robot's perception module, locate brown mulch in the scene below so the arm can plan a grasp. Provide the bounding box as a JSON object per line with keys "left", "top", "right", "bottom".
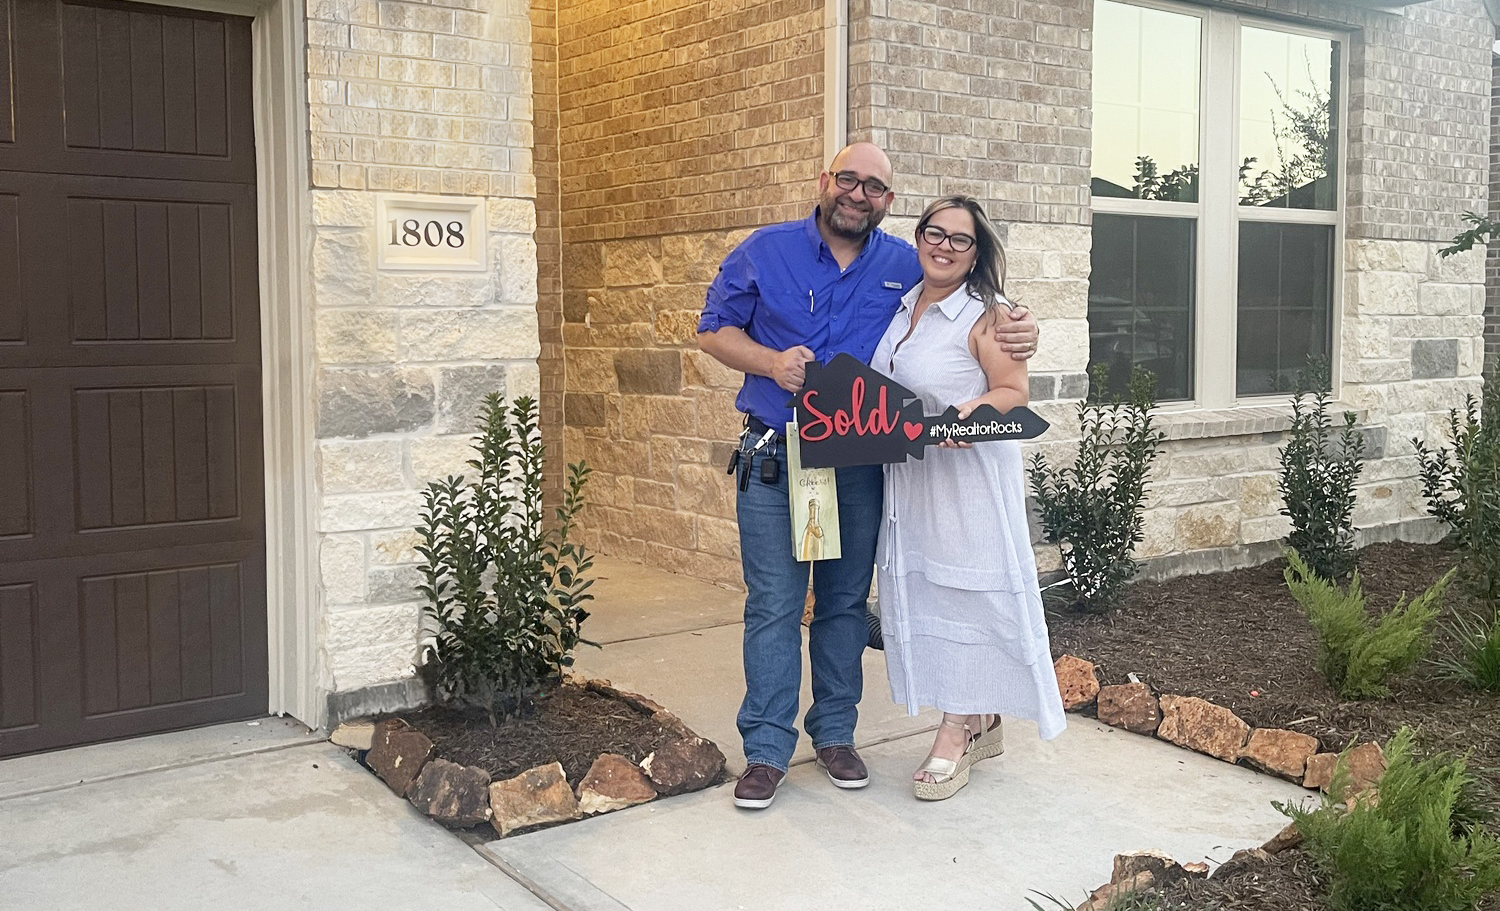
{"left": 1047, "top": 540, "right": 1500, "bottom": 911}
{"left": 399, "top": 683, "right": 678, "bottom": 786}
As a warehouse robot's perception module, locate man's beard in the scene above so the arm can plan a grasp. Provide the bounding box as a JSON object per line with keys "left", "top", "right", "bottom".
{"left": 820, "top": 193, "right": 884, "bottom": 239}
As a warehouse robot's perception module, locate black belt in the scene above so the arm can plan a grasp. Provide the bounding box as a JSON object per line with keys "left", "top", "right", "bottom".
{"left": 745, "top": 416, "right": 785, "bottom": 442}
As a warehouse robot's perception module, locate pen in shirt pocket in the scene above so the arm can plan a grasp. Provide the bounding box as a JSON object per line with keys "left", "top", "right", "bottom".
{"left": 808, "top": 289, "right": 814, "bottom": 313}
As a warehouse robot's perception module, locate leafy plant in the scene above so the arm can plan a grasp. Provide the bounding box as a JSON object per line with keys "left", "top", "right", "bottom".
{"left": 1030, "top": 365, "right": 1166, "bottom": 613}
{"left": 1278, "top": 727, "right": 1500, "bottom": 911}
{"left": 1414, "top": 375, "right": 1500, "bottom": 606}
{"left": 1433, "top": 607, "right": 1500, "bottom": 693}
{"left": 1439, "top": 210, "right": 1500, "bottom": 258}
{"left": 1278, "top": 366, "right": 1364, "bottom": 582}
{"left": 1284, "top": 550, "right": 1452, "bottom": 700}
{"left": 415, "top": 393, "right": 595, "bottom": 724}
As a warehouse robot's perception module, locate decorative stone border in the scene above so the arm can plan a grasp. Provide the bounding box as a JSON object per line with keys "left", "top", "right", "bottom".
{"left": 1051, "top": 653, "right": 1386, "bottom": 910}
{"left": 331, "top": 676, "right": 726, "bottom": 838}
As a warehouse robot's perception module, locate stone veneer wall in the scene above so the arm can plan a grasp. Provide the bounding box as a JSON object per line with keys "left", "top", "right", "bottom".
{"left": 306, "top": 0, "right": 540, "bottom": 692}
{"left": 849, "top": 0, "right": 1490, "bottom": 577}
{"left": 551, "top": 0, "right": 826, "bottom": 585}
{"left": 1487, "top": 49, "right": 1500, "bottom": 376}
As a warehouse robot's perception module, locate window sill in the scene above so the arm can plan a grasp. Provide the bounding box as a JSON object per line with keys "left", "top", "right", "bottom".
{"left": 1150, "top": 403, "right": 1368, "bottom": 441}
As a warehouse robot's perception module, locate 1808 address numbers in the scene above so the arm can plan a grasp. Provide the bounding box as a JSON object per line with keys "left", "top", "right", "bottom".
{"left": 387, "top": 219, "right": 466, "bottom": 248}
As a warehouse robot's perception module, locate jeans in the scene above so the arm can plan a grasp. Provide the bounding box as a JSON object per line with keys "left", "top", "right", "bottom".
{"left": 736, "top": 447, "right": 883, "bottom": 772}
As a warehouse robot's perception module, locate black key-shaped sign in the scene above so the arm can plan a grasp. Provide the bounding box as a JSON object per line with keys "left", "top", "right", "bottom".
{"left": 788, "top": 353, "right": 1049, "bottom": 468}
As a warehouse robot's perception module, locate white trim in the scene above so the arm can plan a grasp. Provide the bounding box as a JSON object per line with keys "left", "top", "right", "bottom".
{"left": 823, "top": 0, "right": 848, "bottom": 165}
{"left": 139, "top": 0, "right": 322, "bottom": 729}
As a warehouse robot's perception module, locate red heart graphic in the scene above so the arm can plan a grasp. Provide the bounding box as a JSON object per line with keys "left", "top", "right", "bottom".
{"left": 903, "top": 421, "right": 923, "bottom": 441}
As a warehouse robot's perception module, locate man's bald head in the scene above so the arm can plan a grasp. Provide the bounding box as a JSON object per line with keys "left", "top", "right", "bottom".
{"left": 818, "top": 142, "right": 895, "bottom": 241}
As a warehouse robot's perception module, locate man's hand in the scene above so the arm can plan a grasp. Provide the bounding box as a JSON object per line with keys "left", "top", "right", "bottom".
{"left": 771, "top": 346, "right": 816, "bottom": 392}
{"left": 994, "top": 305, "right": 1040, "bottom": 361}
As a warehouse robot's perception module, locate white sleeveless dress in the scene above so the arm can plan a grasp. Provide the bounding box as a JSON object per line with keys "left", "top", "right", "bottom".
{"left": 872, "top": 283, "right": 1067, "bottom": 740}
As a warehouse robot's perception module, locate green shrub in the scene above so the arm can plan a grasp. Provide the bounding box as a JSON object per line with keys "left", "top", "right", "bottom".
{"left": 1433, "top": 607, "right": 1500, "bottom": 693}
{"left": 1278, "top": 370, "right": 1364, "bottom": 582}
{"left": 1284, "top": 550, "right": 1451, "bottom": 700}
{"left": 415, "top": 393, "right": 595, "bottom": 724}
{"left": 1414, "top": 374, "right": 1500, "bottom": 607}
{"left": 1279, "top": 727, "right": 1500, "bottom": 911}
{"left": 1029, "top": 366, "right": 1166, "bottom": 613}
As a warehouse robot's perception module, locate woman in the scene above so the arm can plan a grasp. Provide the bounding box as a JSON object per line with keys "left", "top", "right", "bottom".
{"left": 872, "top": 196, "right": 1067, "bottom": 800}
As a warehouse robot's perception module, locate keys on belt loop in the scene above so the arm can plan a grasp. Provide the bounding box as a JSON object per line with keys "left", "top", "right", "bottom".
{"left": 736, "top": 427, "right": 776, "bottom": 491}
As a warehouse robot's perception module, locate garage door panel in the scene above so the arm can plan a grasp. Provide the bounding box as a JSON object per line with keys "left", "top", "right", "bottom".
{"left": 0, "top": 583, "right": 39, "bottom": 731}
{"left": 0, "top": 389, "right": 30, "bottom": 538}
{"left": 0, "top": 0, "right": 12, "bottom": 147}
{"left": 0, "top": 194, "right": 19, "bottom": 342}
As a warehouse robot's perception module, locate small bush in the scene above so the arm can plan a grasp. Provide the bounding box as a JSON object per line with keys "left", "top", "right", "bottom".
{"left": 1433, "top": 607, "right": 1500, "bottom": 693}
{"left": 1284, "top": 550, "right": 1451, "bottom": 700}
{"left": 1279, "top": 727, "right": 1500, "bottom": 911}
{"left": 1414, "top": 374, "right": 1500, "bottom": 607}
{"left": 415, "top": 393, "right": 595, "bottom": 724}
{"left": 1029, "top": 365, "right": 1166, "bottom": 613}
{"left": 1278, "top": 369, "right": 1364, "bottom": 582}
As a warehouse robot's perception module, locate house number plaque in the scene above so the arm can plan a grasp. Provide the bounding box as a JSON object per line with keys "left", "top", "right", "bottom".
{"left": 374, "top": 194, "right": 488, "bottom": 272}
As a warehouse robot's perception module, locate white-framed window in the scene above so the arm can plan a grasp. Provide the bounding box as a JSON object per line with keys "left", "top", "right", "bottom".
{"left": 1089, "top": 0, "right": 1345, "bottom": 406}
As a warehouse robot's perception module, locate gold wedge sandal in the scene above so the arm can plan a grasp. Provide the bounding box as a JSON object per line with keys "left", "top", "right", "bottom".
{"left": 913, "top": 716, "right": 974, "bottom": 801}
{"left": 967, "top": 714, "right": 1004, "bottom": 765}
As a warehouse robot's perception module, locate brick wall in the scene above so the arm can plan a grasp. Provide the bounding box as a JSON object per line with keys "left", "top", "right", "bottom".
{"left": 549, "top": 0, "right": 827, "bottom": 585}
{"left": 305, "top": 0, "right": 540, "bottom": 692}
{"left": 1488, "top": 48, "right": 1500, "bottom": 376}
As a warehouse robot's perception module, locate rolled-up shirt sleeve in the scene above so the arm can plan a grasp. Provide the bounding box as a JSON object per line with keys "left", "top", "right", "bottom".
{"left": 697, "top": 240, "right": 757, "bottom": 334}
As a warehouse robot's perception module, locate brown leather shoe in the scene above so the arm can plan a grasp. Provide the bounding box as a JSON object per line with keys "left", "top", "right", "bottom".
{"left": 733, "top": 763, "right": 786, "bottom": 809}
{"left": 816, "top": 745, "right": 870, "bottom": 789}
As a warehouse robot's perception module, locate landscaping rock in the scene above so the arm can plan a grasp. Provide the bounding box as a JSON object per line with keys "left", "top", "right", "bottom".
{"left": 582, "top": 678, "right": 667, "bottom": 716}
{"left": 1077, "top": 871, "right": 1154, "bottom": 911}
{"left": 1111, "top": 850, "right": 1186, "bottom": 887}
{"left": 365, "top": 718, "right": 434, "bottom": 797}
{"left": 330, "top": 719, "right": 375, "bottom": 751}
{"left": 489, "top": 761, "right": 580, "bottom": 837}
{"left": 1302, "top": 742, "right": 1385, "bottom": 798}
{"left": 1210, "top": 848, "right": 1271, "bottom": 881}
{"left": 1261, "top": 822, "right": 1303, "bottom": 855}
{"left": 1239, "top": 728, "right": 1320, "bottom": 781}
{"left": 577, "top": 753, "right": 658, "bottom": 815}
{"left": 408, "top": 758, "right": 492, "bottom": 828}
{"left": 1156, "top": 695, "right": 1250, "bottom": 762}
{"left": 1097, "top": 683, "right": 1161, "bottom": 734}
{"left": 1053, "top": 655, "right": 1100, "bottom": 710}
{"left": 1183, "top": 862, "right": 1209, "bottom": 877}
{"left": 643, "top": 735, "right": 725, "bottom": 796}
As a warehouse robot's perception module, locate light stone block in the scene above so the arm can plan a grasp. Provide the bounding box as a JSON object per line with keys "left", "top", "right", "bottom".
{"left": 400, "top": 308, "right": 540, "bottom": 360}
{"left": 488, "top": 197, "right": 537, "bottom": 234}
{"left": 507, "top": 362, "right": 540, "bottom": 400}
{"left": 376, "top": 274, "right": 494, "bottom": 308}
{"left": 320, "top": 534, "right": 367, "bottom": 604}
{"left": 318, "top": 439, "right": 406, "bottom": 493}
{"left": 1137, "top": 507, "right": 1178, "bottom": 558}
{"left": 409, "top": 436, "right": 478, "bottom": 484}
{"left": 1350, "top": 271, "right": 1420, "bottom": 316}
{"left": 320, "top": 491, "right": 425, "bottom": 533}
{"left": 313, "top": 229, "right": 376, "bottom": 308}
{"left": 315, "top": 309, "right": 399, "bottom": 363}
{"left": 496, "top": 235, "right": 539, "bottom": 304}
{"left": 329, "top": 645, "right": 416, "bottom": 692}
{"left": 312, "top": 189, "right": 376, "bottom": 227}
{"left": 371, "top": 529, "right": 424, "bottom": 566}
{"left": 1027, "top": 317, "right": 1089, "bottom": 373}
{"left": 1240, "top": 514, "right": 1292, "bottom": 543}
{"left": 1238, "top": 474, "right": 1281, "bottom": 518}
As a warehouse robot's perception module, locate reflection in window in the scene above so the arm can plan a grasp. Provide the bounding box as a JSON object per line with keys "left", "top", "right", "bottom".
{"left": 1238, "top": 29, "right": 1338, "bottom": 210}
{"left": 1092, "top": 0, "right": 1201, "bottom": 202}
{"left": 1089, "top": 214, "right": 1195, "bottom": 401}
{"left": 1237, "top": 223, "right": 1333, "bottom": 395}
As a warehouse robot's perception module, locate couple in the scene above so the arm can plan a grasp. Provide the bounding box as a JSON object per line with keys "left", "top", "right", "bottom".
{"left": 696, "top": 142, "right": 1067, "bottom": 808}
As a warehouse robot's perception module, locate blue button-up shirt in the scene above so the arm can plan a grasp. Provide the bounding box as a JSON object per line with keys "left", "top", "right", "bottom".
{"left": 697, "top": 209, "right": 921, "bottom": 428}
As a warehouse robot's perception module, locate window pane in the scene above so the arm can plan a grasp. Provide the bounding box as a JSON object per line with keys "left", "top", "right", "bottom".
{"left": 1236, "top": 222, "right": 1333, "bottom": 395}
{"left": 1238, "top": 28, "right": 1338, "bottom": 210}
{"left": 1091, "top": 0, "right": 1201, "bottom": 202}
{"left": 1088, "top": 214, "right": 1195, "bottom": 401}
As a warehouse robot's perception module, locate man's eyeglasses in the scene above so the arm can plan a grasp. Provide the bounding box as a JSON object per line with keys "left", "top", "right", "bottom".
{"left": 830, "top": 171, "right": 890, "bottom": 198}
{"left": 918, "top": 225, "right": 976, "bottom": 253}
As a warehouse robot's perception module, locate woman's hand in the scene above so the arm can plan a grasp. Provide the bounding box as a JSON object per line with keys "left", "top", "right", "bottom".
{"left": 938, "top": 400, "right": 981, "bottom": 449}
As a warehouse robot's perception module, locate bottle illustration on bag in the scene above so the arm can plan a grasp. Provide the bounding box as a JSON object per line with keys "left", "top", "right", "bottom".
{"left": 799, "top": 498, "right": 823, "bottom": 562}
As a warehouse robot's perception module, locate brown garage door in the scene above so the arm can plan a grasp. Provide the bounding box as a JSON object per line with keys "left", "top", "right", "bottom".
{"left": 0, "top": 0, "right": 266, "bottom": 757}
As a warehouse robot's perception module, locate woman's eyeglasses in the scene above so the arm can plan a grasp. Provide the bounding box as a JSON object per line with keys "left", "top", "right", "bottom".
{"left": 918, "top": 225, "right": 976, "bottom": 253}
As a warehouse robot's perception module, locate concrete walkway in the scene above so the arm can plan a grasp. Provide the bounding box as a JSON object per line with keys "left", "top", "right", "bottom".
{"left": 0, "top": 556, "right": 1310, "bottom": 911}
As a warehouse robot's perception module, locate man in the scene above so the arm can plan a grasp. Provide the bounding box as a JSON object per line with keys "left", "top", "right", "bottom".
{"left": 697, "top": 142, "right": 1039, "bottom": 809}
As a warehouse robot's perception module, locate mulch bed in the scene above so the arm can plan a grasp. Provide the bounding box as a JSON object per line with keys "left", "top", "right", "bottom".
{"left": 1046, "top": 540, "right": 1500, "bottom": 910}
{"left": 399, "top": 683, "right": 679, "bottom": 786}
